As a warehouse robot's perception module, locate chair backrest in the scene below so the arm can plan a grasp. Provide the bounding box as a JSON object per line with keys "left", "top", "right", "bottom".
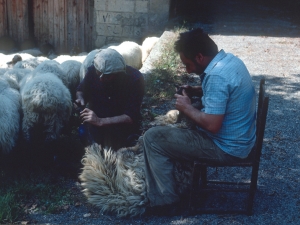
{"left": 256, "top": 79, "right": 265, "bottom": 131}
{"left": 253, "top": 78, "right": 269, "bottom": 162}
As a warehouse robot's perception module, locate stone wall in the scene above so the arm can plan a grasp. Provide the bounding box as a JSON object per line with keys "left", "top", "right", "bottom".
{"left": 94, "top": 0, "right": 170, "bottom": 48}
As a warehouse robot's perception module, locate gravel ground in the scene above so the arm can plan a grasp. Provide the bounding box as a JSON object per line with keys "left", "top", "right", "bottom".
{"left": 25, "top": 1, "right": 300, "bottom": 224}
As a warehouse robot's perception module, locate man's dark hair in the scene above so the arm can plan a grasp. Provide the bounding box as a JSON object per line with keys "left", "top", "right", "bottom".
{"left": 174, "top": 28, "right": 218, "bottom": 59}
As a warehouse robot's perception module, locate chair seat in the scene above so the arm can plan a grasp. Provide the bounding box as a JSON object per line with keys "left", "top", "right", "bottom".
{"left": 194, "top": 150, "right": 255, "bottom": 167}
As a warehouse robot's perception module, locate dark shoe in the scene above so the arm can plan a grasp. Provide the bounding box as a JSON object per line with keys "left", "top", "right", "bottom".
{"left": 146, "top": 201, "right": 183, "bottom": 217}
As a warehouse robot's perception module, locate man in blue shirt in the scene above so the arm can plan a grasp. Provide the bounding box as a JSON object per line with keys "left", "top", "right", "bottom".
{"left": 76, "top": 48, "right": 144, "bottom": 150}
{"left": 143, "top": 28, "right": 256, "bottom": 215}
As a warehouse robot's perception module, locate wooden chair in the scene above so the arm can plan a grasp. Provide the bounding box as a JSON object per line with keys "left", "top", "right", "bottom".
{"left": 188, "top": 78, "right": 269, "bottom": 216}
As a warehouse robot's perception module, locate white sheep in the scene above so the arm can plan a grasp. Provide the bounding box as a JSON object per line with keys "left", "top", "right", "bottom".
{"left": 60, "top": 60, "right": 82, "bottom": 100}
{"left": 108, "top": 41, "right": 143, "bottom": 70}
{"left": 0, "top": 68, "right": 9, "bottom": 75}
{"left": 19, "top": 73, "right": 34, "bottom": 92}
{"left": 7, "top": 53, "right": 35, "bottom": 61}
{"left": 2, "top": 68, "right": 32, "bottom": 90}
{"left": 19, "top": 48, "right": 43, "bottom": 57}
{"left": 1, "top": 74, "right": 22, "bottom": 91}
{"left": 20, "top": 72, "right": 72, "bottom": 142}
{"left": 141, "top": 37, "right": 159, "bottom": 63}
{"left": 0, "top": 78, "right": 21, "bottom": 154}
{"left": 0, "top": 53, "right": 9, "bottom": 68}
{"left": 79, "top": 137, "right": 192, "bottom": 218}
{"left": 2, "top": 53, "right": 40, "bottom": 69}
{"left": 32, "top": 60, "right": 68, "bottom": 87}
{"left": 53, "top": 55, "right": 86, "bottom": 64}
{"left": 14, "top": 57, "right": 46, "bottom": 70}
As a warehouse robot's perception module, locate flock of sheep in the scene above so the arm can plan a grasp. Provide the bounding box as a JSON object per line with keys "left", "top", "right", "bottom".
{"left": 0, "top": 37, "right": 159, "bottom": 155}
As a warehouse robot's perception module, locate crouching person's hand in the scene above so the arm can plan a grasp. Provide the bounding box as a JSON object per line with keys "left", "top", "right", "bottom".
{"left": 80, "top": 108, "right": 101, "bottom": 126}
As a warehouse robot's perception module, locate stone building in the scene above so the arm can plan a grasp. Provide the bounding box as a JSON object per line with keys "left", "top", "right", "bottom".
{"left": 0, "top": 0, "right": 171, "bottom": 54}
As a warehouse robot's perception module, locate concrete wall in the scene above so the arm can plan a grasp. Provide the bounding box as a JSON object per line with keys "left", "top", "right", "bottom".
{"left": 94, "top": 0, "right": 170, "bottom": 48}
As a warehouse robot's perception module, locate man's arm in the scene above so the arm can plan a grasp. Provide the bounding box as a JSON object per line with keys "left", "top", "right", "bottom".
{"left": 80, "top": 108, "right": 133, "bottom": 127}
{"left": 175, "top": 89, "right": 223, "bottom": 133}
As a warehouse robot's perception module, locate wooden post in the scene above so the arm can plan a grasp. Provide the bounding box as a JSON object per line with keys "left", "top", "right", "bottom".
{"left": 0, "top": 0, "right": 8, "bottom": 37}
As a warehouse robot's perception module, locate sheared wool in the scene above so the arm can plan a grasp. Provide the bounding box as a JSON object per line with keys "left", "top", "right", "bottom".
{"left": 79, "top": 137, "right": 193, "bottom": 218}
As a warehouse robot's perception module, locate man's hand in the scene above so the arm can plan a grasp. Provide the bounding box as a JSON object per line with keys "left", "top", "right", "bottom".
{"left": 80, "top": 108, "right": 101, "bottom": 126}
{"left": 174, "top": 89, "right": 192, "bottom": 112}
{"left": 175, "top": 89, "right": 224, "bottom": 134}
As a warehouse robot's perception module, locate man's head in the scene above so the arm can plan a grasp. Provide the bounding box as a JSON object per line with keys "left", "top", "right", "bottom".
{"left": 93, "top": 48, "right": 126, "bottom": 82}
{"left": 174, "top": 28, "right": 218, "bottom": 74}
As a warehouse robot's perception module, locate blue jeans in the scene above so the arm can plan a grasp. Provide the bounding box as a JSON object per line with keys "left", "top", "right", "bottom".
{"left": 143, "top": 126, "right": 241, "bottom": 206}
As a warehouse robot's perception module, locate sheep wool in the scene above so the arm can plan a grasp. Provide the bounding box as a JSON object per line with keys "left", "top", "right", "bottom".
{"left": 7, "top": 52, "right": 35, "bottom": 61}
{"left": 79, "top": 137, "right": 192, "bottom": 218}
{"left": 0, "top": 78, "right": 21, "bottom": 154}
{"left": 0, "top": 68, "right": 9, "bottom": 75}
{"left": 0, "top": 53, "right": 9, "bottom": 68}
{"left": 14, "top": 57, "right": 45, "bottom": 70}
{"left": 2, "top": 68, "right": 32, "bottom": 90}
{"left": 141, "top": 37, "right": 159, "bottom": 63}
{"left": 60, "top": 60, "right": 82, "bottom": 100}
{"left": 33, "top": 60, "right": 68, "bottom": 87}
{"left": 80, "top": 143, "right": 148, "bottom": 218}
{"left": 20, "top": 72, "right": 72, "bottom": 142}
{"left": 108, "top": 41, "right": 143, "bottom": 70}
{"left": 53, "top": 55, "right": 86, "bottom": 64}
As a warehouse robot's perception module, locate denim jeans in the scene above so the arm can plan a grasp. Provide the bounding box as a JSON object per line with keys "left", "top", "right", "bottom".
{"left": 143, "top": 126, "right": 241, "bottom": 206}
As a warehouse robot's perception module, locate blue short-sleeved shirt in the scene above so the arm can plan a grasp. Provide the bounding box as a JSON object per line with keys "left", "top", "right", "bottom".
{"left": 197, "top": 50, "right": 256, "bottom": 158}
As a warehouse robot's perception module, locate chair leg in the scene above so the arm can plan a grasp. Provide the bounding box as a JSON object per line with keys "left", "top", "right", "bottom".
{"left": 247, "top": 164, "right": 259, "bottom": 215}
{"left": 188, "top": 164, "right": 201, "bottom": 214}
{"left": 200, "top": 166, "right": 207, "bottom": 187}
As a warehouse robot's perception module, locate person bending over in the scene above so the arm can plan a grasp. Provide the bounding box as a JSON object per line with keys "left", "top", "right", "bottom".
{"left": 75, "top": 48, "right": 144, "bottom": 150}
